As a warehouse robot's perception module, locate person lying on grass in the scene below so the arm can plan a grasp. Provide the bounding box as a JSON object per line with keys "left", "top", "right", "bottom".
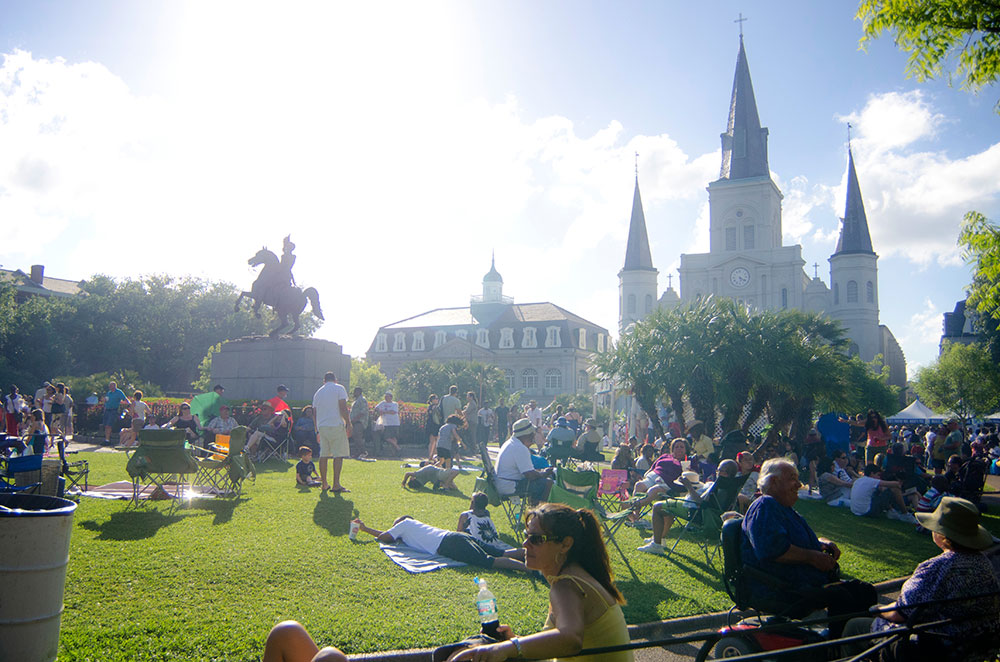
{"left": 402, "top": 458, "right": 461, "bottom": 490}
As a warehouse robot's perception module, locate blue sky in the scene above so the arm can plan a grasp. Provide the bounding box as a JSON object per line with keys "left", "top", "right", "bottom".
{"left": 1, "top": 1, "right": 998, "bottom": 379}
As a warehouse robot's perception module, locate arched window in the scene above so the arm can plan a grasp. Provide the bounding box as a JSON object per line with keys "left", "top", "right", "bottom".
{"left": 834, "top": 283, "right": 840, "bottom": 305}
{"left": 743, "top": 225, "right": 754, "bottom": 249}
{"left": 544, "top": 368, "right": 562, "bottom": 390}
{"left": 504, "top": 369, "right": 515, "bottom": 390}
{"left": 455, "top": 329, "right": 468, "bottom": 340}
{"left": 375, "top": 333, "right": 388, "bottom": 352}
{"left": 434, "top": 330, "right": 447, "bottom": 348}
{"left": 476, "top": 328, "right": 490, "bottom": 348}
{"left": 412, "top": 331, "right": 425, "bottom": 351}
{"left": 781, "top": 288, "right": 788, "bottom": 309}
{"left": 578, "top": 328, "right": 587, "bottom": 348}
{"left": 866, "top": 281, "right": 874, "bottom": 303}
{"left": 627, "top": 294, "right": 636, "bottom": 314}
{"left": 577, "top": 370, "right": 589, "bottom": 391}
{"left": 726, "top": 227, "right": 737, "bottom": 251}
{"left": 392, "top": 332, "right": 406, "bottom": 352}
{"left": 847, "top": 280, "right": 858, "bottom": 303}
{"left": 644, "top": 294, "right": 652, "bottom": 314}
{"left": 522, "top": 327, "right": 537, "bottom": 348}
{"left": 499, "top": 328, "right": 514, "bottom": 349}
{"left": 521, "top": 368, "right": 538, "bottom": 390}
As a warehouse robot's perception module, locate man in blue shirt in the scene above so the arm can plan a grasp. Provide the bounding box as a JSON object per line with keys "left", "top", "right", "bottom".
{"left": 741, "top": 458, "right": 876, "bottom": 637}
{"left": 103, "top": 381, "right": 130, "bottom": 444}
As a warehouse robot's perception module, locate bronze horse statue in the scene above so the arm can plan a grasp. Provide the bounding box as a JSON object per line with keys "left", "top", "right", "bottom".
{"left": 235, "top": 247, "right": 324, "bottom": 337}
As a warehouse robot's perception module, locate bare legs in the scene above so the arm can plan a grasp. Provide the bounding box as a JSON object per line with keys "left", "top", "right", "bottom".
{"left": 428, "top": 434, "right": 438, "bottom": 462}
{"left": 318, "top": 457, "right": 346, "bottom": 491}
{"left": 263, "top": 621, "right": 346, "bottom": 662}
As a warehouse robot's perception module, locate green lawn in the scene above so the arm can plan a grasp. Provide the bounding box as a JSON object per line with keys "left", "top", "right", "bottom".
{"left": 57, "top": 451, "right": 1000, "bottom": 661}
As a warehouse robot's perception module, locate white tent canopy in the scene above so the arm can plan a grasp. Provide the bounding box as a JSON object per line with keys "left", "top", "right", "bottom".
{"left": 887, "top": 399, "right": 946, "bottom": 424}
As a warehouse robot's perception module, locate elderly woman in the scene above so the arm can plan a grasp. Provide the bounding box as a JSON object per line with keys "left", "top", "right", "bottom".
{"left": 261, "top": 504, "right": 632, "bottom": 662}
{"left": 843, "top": 497, "right": 1000, "bottom": 660}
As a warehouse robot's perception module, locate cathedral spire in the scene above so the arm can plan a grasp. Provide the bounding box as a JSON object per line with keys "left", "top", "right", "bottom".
{"left": 719, "top": 36, "right": 770, "bottom": 180}
{"left": 834, "top": 149, "right": 875, "bottom": 255}
{"left": 621, "top": 176, "right": 655, "bottom": 272}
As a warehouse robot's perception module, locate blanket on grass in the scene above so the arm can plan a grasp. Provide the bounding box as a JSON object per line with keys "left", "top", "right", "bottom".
{"left": 378, "top": 542, "right": 466, "bottom": 573}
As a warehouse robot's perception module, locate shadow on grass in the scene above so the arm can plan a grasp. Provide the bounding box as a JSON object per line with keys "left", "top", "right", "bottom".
{"left": 79, "top": 508, "right": 184, "bottom": 540}
{"left": 313, "top": 490, "right": 357, "bottom": 536}
{"left": 617, "top": 578, "right": 687, "bottom": 624}
{"left": 189, "top": 496, "right": 249, "bottom": 525}
{"left": 252, "top": 459, "right": 293, "bottom": 474}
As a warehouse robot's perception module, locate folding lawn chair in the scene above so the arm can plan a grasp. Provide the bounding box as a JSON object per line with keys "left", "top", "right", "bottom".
{"left": 256, "top": 426, "right": 290, "bottom": 462}
{"left": 597, "top": 469, "right": 629, "bottom": 512}
{"left": 549, "top": 467, "right": 639, "bottom": 580}
{"left": 0, "top": 454, "right": 43, "bottom": 494}
{"left": 664, "top": 472, "right": 748, "bottom": 567}
{"left": 195, "top": 426, "right": 250, "bottom": 497}
{"left": 473, "top": 441, "right": 528, "bottom": 534}
{"left": 125, "top": 429, "right": 199, "bottom": 511}
{"left": 62, "top": 459, "right": 89, "bottom": 494}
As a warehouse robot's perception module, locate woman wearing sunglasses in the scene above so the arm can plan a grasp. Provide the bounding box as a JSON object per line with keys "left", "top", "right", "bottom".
{"left": 449, "top": 502, "right": 633, "bottom": 662}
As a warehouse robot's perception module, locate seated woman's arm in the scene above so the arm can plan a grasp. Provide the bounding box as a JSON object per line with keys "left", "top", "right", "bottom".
{"left": 457, "top": 511, "right": 469, "bottom": 533}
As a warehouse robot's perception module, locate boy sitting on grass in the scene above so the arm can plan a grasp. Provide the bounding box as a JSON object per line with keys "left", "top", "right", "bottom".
{"left": 295, "top": 446, "right": 321, "bottom": 487}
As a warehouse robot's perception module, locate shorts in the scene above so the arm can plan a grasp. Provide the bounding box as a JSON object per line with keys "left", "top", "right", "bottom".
{"left": 131, "top": 417, "right": 145, "bottom": 433}
{"left": 655, "top": 497, "right": 697, "bottom": 521}
{"left": 103, "top": 409, "right": 120, "bottom": 428}
{"left": 637, "top": 473, "right": 667, "bottom": 492}
{"left": 516, "top": 477, "right": 551, "bottom": 503}
{"left": 382, "top": 424, "right": 399, "bottom": 439}
{"left": 437, "top": 532, "right": 503, "bottom": 568}
{"left": 318, "top": 426, "right": 349, "bottom": 458}
{"left": 436, "top": 446, "right": 453, "bottom": 459}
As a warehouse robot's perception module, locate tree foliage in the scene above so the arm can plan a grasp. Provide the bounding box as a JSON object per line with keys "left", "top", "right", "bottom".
{"left": 595, "top": 297, "right": 899, "bottom": 445}
{"left": 0, "top": 274, "right": 320, "bottom": 394}
{"left": 393, "top": 360, "right": 508, "bottom": 405}
{"left": 350, "top": 358, "right": 394, "bottom": 401}
{"left": 957, "top": 211, "right": 1000, "bottom": 362}
{"left": 914, "top": 341, "right": 1000, "bottom": 422}
{"left": 857, "top": 0, "right": 1000, "bottom": 112}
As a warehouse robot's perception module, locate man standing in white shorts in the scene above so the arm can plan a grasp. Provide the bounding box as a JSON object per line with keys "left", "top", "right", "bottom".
{"left": 311, "top": 371, "right": 352, "bottom": 493}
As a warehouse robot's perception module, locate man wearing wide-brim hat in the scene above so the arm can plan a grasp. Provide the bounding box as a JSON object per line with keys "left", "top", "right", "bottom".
{"left": 842, "top": 496, "right": 1000, "bottom": 653}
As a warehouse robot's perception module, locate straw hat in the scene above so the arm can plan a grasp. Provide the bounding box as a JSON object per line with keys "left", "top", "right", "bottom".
{"left": 511, "top": 418, "right": 535, "bottom": 437}
{"left": 915, "top": 497, "right": 994, "bottom": 550}
{"left": 672, "top": 470, "right": 704, "bottom": 490}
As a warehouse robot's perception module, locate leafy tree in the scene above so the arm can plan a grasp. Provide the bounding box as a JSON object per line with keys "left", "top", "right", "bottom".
{"left": 958, "top": 211, "right": 1000, "bottom": 362}
{"left": 393, "top": 360, "right": 508, "bottom": 405}
{"left": 349, "top": 357, "right": 394, "bottom": 401}
{"left": 191, "top": 343, "right": 223, "bottom": 391}
{"left": 55, "top": 370, "right": 165, "bottom": 401}
{"left": 858, "top": 0, "right": 1000, "bottom": 112}
{"left": 914, "top": 341, "right": 1000, "bottom": 423}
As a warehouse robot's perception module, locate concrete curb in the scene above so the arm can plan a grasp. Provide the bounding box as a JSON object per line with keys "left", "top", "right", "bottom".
{"left": 345, "top": 577, "right": 910, "bottom": 661}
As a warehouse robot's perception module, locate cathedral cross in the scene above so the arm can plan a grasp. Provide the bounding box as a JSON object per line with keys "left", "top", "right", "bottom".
{"left": 667, "top": 274, "right": 673, "bottom": 288}
{"left": 734, "top": 13, "right": 748, "bottom": 37}
{"left": 813, "top": 263, "right": 819, "bottom": 278}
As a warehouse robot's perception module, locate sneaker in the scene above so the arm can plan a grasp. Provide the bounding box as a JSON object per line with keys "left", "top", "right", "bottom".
{"left": 637, "top": 541, "right": 664, "bottom": 555}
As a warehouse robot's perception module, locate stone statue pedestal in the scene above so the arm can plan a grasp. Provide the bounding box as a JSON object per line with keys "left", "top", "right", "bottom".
{"left": 209, "top": 336, "right": 351, "bottom": 403}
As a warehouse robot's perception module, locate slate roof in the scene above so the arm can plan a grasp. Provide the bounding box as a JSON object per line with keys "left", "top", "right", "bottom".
{"left": 834, "top": 149, "right": 875, "bottom": 255}
{"left": 381, "top": 302, "right": 606, "bottom": 333}
{"left": 0, "top": 269, "right": 83, "bottom": 298}
{"left": 720, "top": 36, "right": 770, "bottom": 180}
{"left": 622, "top": 177, "right": 656, "bottom": 272}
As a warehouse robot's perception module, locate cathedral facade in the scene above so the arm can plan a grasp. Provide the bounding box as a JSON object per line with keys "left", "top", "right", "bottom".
{"left": 618, "top": 36, "right": 906, "bottom": 387}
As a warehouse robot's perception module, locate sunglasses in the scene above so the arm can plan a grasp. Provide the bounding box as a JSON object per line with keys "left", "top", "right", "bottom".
{"left": 523, "top": 533, "right": 562, "bottom": 546}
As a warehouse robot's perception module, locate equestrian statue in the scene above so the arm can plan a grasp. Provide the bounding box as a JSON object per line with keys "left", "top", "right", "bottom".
{"left": 235, "top": 235, "right": 324, "bottom": 337}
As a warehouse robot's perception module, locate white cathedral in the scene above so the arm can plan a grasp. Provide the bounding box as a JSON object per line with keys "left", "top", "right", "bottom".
{"left": 618, "top": 36, "right": 907, "bottom": 388}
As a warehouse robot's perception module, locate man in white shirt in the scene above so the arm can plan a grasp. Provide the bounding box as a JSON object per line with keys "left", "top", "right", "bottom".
{"left": 374, "top": 392, "right": 401, "bottom": 455}
{"left": 850, "top": 464, "right": 914, "bottom": 522}
{"left": 311, "top": 371, "right": 352, "bottom": 493}
{"left": 353, "top": 515, "right": 527, "bottom": 570}
{"left": 495, "top": 418, "right": 553, "bottom": 504}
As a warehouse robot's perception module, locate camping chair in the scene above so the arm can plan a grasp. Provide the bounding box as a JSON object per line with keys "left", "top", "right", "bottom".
{"left": 473, "top": 442, "right": 528, "bottom": 534}
{"left": 0, "top": 454, "right": 43, "bottom": 494}
{"left": 549, "top": 467, "right": 639, "bottom": 580}
{"left": 597, "top": 469, "right": 629, "bottom": 512}
{"left": 62, "top": 459, "right": 89, "bottom": 494}
{"left": 125, "top": 429, "right": 199, "bottom": 510}
{"left": 664, "top": 472, "right": 749, "bottom": 567}
{"left": 255, "top": 425, "right": 290, "bottom": 462}
{"left": 195, "top": 426, "right": 250, "bottom": 497}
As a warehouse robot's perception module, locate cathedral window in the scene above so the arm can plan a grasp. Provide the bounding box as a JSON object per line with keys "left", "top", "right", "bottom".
{"left": 597, "top": 334, "right": 605, "bottom": 353}
{"left": 499, "top": 328, "right": 514, "bottom": 349}
{"left": 393, "top": 332, "right": 406, "bottom": 352}
{"left": 644, "top": 294, "right": 652, "bottom": 314}
{"left": 578, "top": 328, "right": 586, "bottom": 348}
{"left": 744, "top": 225, "right": 754, "bottom": 249}
{"left": 781, "top": 288, "right": 788, "bottom": 309}
{"left": 545, "top": 326, "right": 561, "bottom": 347}
{"left": 847, "top": 280, "right": 858, "bottom": 303}
{"left": 456, "top": 329, "right": 468, "bottom": 340}
{"left": 504, "top": 369, "right": 515, "bottom": 390}
{"left": 522, "top": 327, "right": 537, "bottom": 348}
{"left": 375, "top": 333, "right": 388, "bottom": 352}
{"left": 866, "top": 281, "right": 874, "bottom": 303}
{"left": 476, "top": 328, "right": 490, "bottom": 348}
{"left": 544, "top": 368, "right": 562, "bottom": 390}
{"left": 726, "top": 227, "right": 737, "bottom": 251}
{"left": 434, "top": 330, "right": 447, "bottom": 348}
{"left": 627, "top": 294, "right": 636, "bottom": 315}
{"left": 577, "top": 370, "right": 589, "bottom": 391}
{"left": 412, "top": 331, "right": 425, "bottom": 351}
{"left": 521, "top": 368, "right": 538, "bottom": 390}
{"left": 834, "top": 283, "right": 840, "bottom": 305}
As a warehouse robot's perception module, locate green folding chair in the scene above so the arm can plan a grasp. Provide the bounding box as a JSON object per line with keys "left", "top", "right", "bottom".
{"left": 195, "top": 426, "right": 250, "bottom": 497}
{"left": 664, "top": 472, "right": 749, "bottom": 567}
{"left": 125, "top": 429, "right": 199, "bottom": 511}
{"left": 475, "top": 442, "right": 528, "bottom": 534}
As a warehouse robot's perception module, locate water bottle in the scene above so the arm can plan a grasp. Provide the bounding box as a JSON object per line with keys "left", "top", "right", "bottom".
{"left": 474, "top": 576, "right": 500, "bottom": 638}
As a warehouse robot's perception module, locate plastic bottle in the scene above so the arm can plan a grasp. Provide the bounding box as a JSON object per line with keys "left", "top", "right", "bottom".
{"left": 474, "top": 576, "right": 500, "bottom": 638}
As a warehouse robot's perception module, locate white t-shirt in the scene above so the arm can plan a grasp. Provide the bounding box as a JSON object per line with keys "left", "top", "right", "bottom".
{"left": 132, "top": 401, "right": 150, "bottom": 420}
{"left": 312, "top": 382, "right": 348, "bottom": 428}
{"left": 385, "top": 518, "right": 449, "bottom": 555}
{"left": 850, "top": 475, "right": 881, "bottom": 515}
{"left": 374, "top": 400, "right": 400, "bottom": 426}
{"left": 495, "top": 437, "right": 534, "bottom": 495}
{"left": 526, "top": 407, "right": 543, "bottom": 428}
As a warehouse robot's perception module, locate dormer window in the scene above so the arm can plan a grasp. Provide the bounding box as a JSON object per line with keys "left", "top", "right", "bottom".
{"left": 499, "top": 328, "right": 514, "bottom": 349}
{"left": 434, "top": 330, "right": 447, "bottom": 348}
{"left": 578, "top": 328, "right": 586, "bottom": 348}
{"left": 375, "top": 333, "right": 388, "bottom": 352}
{"left": 597, "top": 333, "right": 605, "bottom": 353}
{"left": 392, "top": 332, "right": 406, "bottom": 352}
{"left": 522, "top": 327, "right": 537, "bottom": 348}
{"left": 545, "top": 326, "right": 560, "bottom": 348}
{"left": 456, "top": 329, "right": 468, "bottom": 340}
{"left": 476, "top": 328, "right": 490, "bottom": 348}
{"left": 412, "top": 331, "right": 425, "bottom": 351}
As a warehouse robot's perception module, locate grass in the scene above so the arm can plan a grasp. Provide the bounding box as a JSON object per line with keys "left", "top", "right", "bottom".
{"left": 55, "top": 451, "right": 1000, "bottom": 661}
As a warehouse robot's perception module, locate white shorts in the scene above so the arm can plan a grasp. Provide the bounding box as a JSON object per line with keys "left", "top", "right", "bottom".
{"left": 637, "top": 473, "right": 667, "bottom": 492}
{"left": 318, "top": 426, "right": 349, "bottom": 458}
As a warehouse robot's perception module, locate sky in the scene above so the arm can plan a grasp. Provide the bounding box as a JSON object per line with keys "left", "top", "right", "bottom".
{"left": 1, "top": 1, "right": 998, "bottom": 379}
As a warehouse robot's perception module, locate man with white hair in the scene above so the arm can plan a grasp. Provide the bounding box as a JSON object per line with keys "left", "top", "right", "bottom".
{"left": 740, "top": 457, "right": 876, "bottom": 638}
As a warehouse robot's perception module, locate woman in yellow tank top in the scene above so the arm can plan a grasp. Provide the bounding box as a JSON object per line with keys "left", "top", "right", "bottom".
{"left": 448, "top": 503, "right": 633, "bottom": 662}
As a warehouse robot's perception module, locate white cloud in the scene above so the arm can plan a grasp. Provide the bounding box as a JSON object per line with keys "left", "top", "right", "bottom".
{"left": 896, "top": 298, "right": 943, "bottom": 372}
